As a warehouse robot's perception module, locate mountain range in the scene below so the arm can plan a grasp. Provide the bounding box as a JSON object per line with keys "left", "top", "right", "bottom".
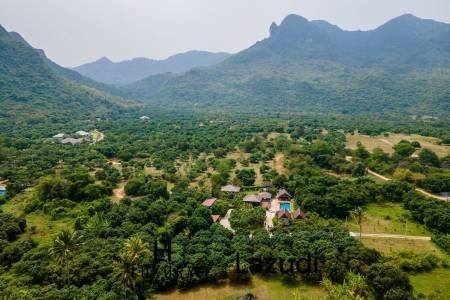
{"left": 74, "top": 51, "right": 231, "bottom": 85}
{"left": 121, "top": 14, "right": 450, "bottom": 117}
{"left": 1, "top": 14, "right": 450, "bottom": 124}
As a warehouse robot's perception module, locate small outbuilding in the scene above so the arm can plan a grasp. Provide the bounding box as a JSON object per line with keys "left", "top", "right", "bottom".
{"left": 140, "top": 116, "right": 150, "bottom": 121}
{"left": 211, "top": 215, "right": 221, "bottom": 223}
{"left": 243, "top": 194, "right": 261, "bottom": 205}
{"left": 293, "top": 208, "right": 306, "bottom": 220}
{"left": 221, "top": 184, "right": 241, "bottom": 193}
{"left": 202, "top": 198, "right": 217, "bottom": 207}
{"left": 52, "top": 133, "right": 65, "bottom": 139}
{"left": 76, "top": 130, "right": 90, "bottom": 137}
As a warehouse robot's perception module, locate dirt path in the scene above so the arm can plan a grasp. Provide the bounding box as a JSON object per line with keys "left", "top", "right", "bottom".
{"left": 347, "top": 156, "right": 448, "bottom": 202}
{"left": 271, "top": 153, "right": 287, "bottom": 175}
{"left": 350, "top": 232, "right": 431, "bottom": 241}
{"left": 220, "top": 209, "right": 234, "bottom": 233}
{"left": 265, "top": 200, "right": 277, "bottom": 230}
{"left": 112, "top": 181, "right": 126, "bottom": 203}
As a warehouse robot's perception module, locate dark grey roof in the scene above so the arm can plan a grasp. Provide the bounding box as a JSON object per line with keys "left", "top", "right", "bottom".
{"left": 243, "top": 194, "right": 261, "bottom": 203}
{"left": 276, "top": 188, "right": 292, "bottom": 199}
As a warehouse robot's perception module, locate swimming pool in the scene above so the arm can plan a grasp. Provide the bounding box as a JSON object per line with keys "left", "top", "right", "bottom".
{"left": 280, "top": 202, "right": 291, "bottom": 212}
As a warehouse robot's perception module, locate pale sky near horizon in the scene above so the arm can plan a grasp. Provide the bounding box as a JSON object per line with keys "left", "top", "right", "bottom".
{"left": 1, "top": 0, "right": 450, "bottom": 67}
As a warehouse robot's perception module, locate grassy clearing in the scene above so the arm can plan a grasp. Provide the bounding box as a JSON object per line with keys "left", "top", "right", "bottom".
{"left": 347, "top": 203, "right": 432, "bottom": 236}
{"left": 360, "top": 238, "right": 446, "bottom": 257}
{"left": 2, "top": 191, "right": 73, "bottom": 245}
{"left": 155, "top": 275, "right": 326, "bottom": 300}
{"left": 111, "top": 181, "right": 126, "bottom": 203}
{"left": 267, "top": 132, "right": 291, "bottom": 140}
{"left": 346, "top": 133, "right": 450, "bottom": 157}
{"left": 269, "top": 153, "right": 288, "bottom": 176}
{"left": 410, "top": 267, "right": 450, "bottom": 298}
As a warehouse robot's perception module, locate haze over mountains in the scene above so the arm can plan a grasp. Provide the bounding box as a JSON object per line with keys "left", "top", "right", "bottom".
{"left": 74, "top": 51, "right": 231, "bottom": 85}
{"left": 1, "top": 14, "right": 450, "bottom": 123}
{"left": 128, "top": 14, "right": 450, "bottom": 116}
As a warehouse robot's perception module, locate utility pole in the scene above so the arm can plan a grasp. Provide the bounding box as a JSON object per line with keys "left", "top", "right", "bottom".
{"left": 404, "top": 220, "right": 408, "bottom": 238}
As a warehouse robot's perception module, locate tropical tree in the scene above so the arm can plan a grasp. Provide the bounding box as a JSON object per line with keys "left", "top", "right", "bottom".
{"left": 350, "top": 207, "right": 365, "bottom": 240}
{"left": 123, "top": 236, "right": 151, "bottom": 265}
{"left": 114, "top": 252, "right": 138, "bottom": 291}
{"left": 49, "top": 229, "right": 83, "bottom": 287}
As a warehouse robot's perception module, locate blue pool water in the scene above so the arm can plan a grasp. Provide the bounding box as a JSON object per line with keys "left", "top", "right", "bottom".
{"left": 280, "top": 202, "right": 291, "bottom": 212}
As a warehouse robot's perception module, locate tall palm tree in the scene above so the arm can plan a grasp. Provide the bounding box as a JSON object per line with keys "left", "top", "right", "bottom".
{"left": 123, "top": 236, "right": 151, "bottom": 265}
{"left": 114, "top": 253, "right": 138, "bottom": 291}
{"left": 50, "top": 229, "right": 83, "bottom": 287}
{"left": 350, "top": 207, "right": 365, "bottom": 240}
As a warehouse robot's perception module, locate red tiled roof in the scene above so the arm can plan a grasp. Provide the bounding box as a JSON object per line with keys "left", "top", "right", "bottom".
{"left": 243, "top": 194, "right": 261, "bottom": 203}
{"left": 277, "top": 208, "right": 291, "bottom": 219}
{"left": 202, "top": 198, "right": 217, "bottom": 207}
{"left": 293, "top": 208, "right": 306, "bottom": 219}
{"left": 211, "top": 215, "right": 221, "bottom": 222}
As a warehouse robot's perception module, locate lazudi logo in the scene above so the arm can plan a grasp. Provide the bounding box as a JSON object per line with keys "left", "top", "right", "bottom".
{"left": 140, "top": 239, "right": 328, "bottom": 281}
{"left": 140, "top": 239, "right": 195, "bottom": 282}
{"left": 235, "top": 252, "right": 324, "bottom": 274}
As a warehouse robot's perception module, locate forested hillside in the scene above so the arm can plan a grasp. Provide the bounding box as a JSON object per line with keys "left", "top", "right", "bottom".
{"left": 0, "top": 25, "right": 135, "bottom": 128}
{"left": 122, "top": 14, "right": 450, "bottom": 117}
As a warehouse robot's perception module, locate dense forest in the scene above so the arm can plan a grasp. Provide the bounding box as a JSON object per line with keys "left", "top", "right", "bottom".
{"left": 1, "top": 110, "right": 449, "bottom": 299}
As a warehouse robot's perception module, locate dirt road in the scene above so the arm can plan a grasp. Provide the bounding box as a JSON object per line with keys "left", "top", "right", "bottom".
{"left": 349, "top": 232, "right": 431, "bottom": 240}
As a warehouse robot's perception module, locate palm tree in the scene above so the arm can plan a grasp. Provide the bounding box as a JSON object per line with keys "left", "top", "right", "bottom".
{"left": 123, "top": 236, "right": 151, "bottom": 265}
{"left": 114, "top": 237, "right": 150, "bottom": 295}
{"left": 114, "top": 253, "right": 138, "bottom": 290}
{"left": 50, "top": 229, "right": 83, "bottom": 287}
{"left": 350, "top": 207, "right": 365, "bottom": 240}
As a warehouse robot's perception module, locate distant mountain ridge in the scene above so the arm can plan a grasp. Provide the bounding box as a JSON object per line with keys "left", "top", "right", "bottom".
{"left": 74, "top": 51, "right": 231, "bottom": 85}
{"left": 123, "top": 14, "right": 450, "bottom": 117}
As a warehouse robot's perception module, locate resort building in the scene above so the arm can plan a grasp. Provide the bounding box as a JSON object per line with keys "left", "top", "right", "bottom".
{"left": 243, "top": 194, "right": 261, "bottom": 206}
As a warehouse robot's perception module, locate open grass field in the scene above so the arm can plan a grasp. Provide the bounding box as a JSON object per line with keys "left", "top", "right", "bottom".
{"left": 347, "top": 202, "right": 432, "bottom": 237}
{"left": 346, "top": 132, "right": 450, "bottom": 157}
{"left": 360, "top": 238, "right": 446, "bottom": 257}
{"left": 155, "top": 275, "right": 326, "bottom": 300}
{"left": 410, "top": 267, "right": 450, "bottom": 298}
{"left": 2, "top": 191, "right": 73, "bottom": 245}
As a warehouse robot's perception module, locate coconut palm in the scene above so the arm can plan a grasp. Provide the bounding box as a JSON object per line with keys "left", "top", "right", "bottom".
{"left": 50, "top": 229, "right": 83, "bottom": 287}
{"left": 114, "top": 252, "right": 138, "bottom": 290}
{"left": 123, "top": 236, "right": 151, "bottom": 264}
{"left": 350, "top": 207, "right": 365, "bottom": 240}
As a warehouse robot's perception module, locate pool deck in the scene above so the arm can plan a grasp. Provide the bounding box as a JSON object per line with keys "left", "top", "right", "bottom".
{"left": 265, "top": 198, "right": 293, "bottom": 229}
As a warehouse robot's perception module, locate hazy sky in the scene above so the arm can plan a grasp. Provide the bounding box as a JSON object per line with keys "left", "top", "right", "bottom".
{"left": 1, "top": 0, "right": 450, "bottom": 67}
